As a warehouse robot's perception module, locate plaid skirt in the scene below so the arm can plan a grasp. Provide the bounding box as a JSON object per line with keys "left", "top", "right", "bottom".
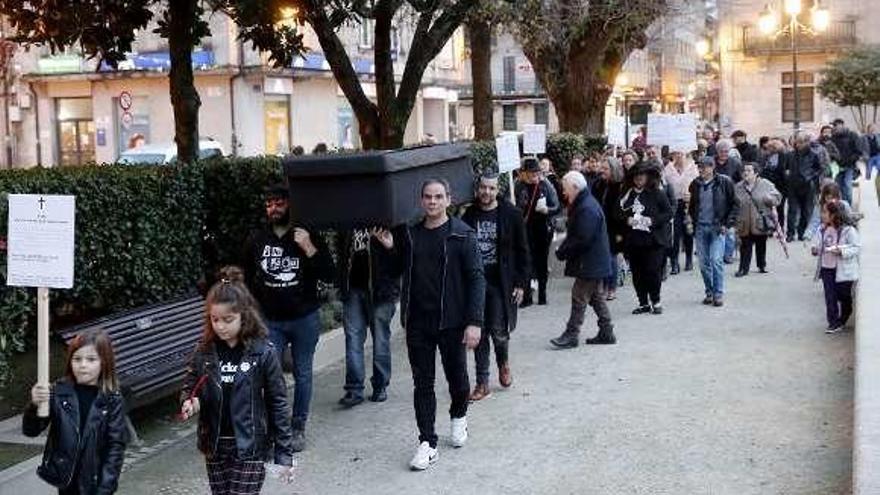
{"left": 206, "top": 437, "right": 266, "bottom": 495}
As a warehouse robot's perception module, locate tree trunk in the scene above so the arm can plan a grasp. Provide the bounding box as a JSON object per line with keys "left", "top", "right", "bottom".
{"left": 551, "top": 79, "right": 612, "bottom": 135}
{"left": 467, "top": 18, "right": 493, "bottom": 141}
{"left": 168, "top": 1, "right": 200, "bottom": 164}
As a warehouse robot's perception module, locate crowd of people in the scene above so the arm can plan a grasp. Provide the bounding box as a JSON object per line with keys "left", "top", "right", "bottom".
{"left": 20, "top": 118, "right": 875, "bottom": 494}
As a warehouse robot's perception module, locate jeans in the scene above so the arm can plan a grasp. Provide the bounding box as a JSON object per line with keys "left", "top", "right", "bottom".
{"left": 867, "top": 156, "right": 880, "bottom": 180}
{"left": 564, "top": 278, "right": 613, "bottom": 337}
{"left": 406, "top": 323, "right": 469, "bottom": 448}
{"left": 267, "top": 312, "right": 321, "bottom": 430}
{"left": 628, "top": 245, "right": 665, "bottom": 306}
{"left": 738, "top": 235, "right": 768, "bottom": 272}
{"left": 820, "top": 267, "right": 854, "bottom": 328}
{"left": 836, "top": 167, "right": 854, "bottom": 205}
{"left": 723, "top": 228, "right": 737, "bottom": 261}
{"left": 342, "top": 289, "right": 396, "bottom": 398}
{"left": 787, "top": 182, "right": 817, "bottom": 240}
{"left": 696, "top": 225, "right": 726, "bottom": 298}
{"left": 475, "top": 283, "right": 509, "bottom": 385}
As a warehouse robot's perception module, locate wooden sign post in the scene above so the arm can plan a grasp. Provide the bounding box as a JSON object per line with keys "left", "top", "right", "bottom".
{"left": 7, "top": 194, "right": 76, "bottom": 417}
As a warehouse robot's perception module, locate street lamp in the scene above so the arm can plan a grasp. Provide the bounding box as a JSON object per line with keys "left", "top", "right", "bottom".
{"left": 758, "top": 0, "right": 830, "bottom": 131}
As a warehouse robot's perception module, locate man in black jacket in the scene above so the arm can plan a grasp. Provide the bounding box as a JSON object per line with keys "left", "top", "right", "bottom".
{"left": 732, "top": 130, "right": 759, "bottom": 163}
{"left": 831, "top": 118, "right": 867, "bottom": 204}
{"left": 241, "top": 183, "right": 335, "bottom": 452}
{"left": 384, "top": 178, "right": 484, "bottom": 471}
{"left": 336, "top": 225, "right": 403, "bottom": 407}
{"left": 551, "top": 171, "right": 615, "bottom": 349}
{"left": 515, "top": 157, "right": 560, "bottom": 306}
{"left": 689, "top": 158, "right": 739, "bottom": 307}
{"left": 760, "top": 138, "right": 790, "bottom": 231}
{"left": 462, "top": 173, "right": 531, "bottom": 400}
{"left": 786, "top": 133, "right": 825, "bottom": 242}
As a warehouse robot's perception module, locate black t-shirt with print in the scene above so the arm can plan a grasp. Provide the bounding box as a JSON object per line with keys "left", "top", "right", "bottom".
{"left": 472, "top": 208, "right": 501, "bottom": 285}
{"left": 349, "top": 229, "right": 371, "bottom": 291}
{"left": 216, "top": 341, "right": 244, "bottom": 437}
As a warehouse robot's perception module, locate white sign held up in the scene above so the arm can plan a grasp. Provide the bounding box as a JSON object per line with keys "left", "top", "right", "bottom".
{"left": 646, "top": 113, "right": 698, "bottom": 153}
{"left": 7, "top": 194, "right": 76, "bottom": 418}
{"left": 523, "top": 124, "right": 547, "bottom": 155}
{"left": 495, "top": 133, "right": 521, "bottom": 173}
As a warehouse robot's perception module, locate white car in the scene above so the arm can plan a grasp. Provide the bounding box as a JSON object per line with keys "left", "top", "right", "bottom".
{"left": 117, "top": 140, "right": 225, "bottom": 165}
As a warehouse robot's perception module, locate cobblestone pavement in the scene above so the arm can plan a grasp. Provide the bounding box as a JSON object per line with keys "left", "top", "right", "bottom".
{"left": 74, "top": 243, "right": 859, "bottom": 494}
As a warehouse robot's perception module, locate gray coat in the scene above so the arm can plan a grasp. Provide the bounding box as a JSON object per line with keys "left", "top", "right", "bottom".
{"left": 734, "top": 178, "right": 781, "bottom": 237}
{"left": 813, "top": 225, "right": 860, "bottom": 282}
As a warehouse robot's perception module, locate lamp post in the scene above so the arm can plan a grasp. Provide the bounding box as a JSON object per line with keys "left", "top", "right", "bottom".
{"left": 758, "top": 0, "right": 830, "bottom": 131}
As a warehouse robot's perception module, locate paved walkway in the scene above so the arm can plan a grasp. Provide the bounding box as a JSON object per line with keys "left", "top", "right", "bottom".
{"left": 8, "top": 242, "right": 854, "bottom": 495}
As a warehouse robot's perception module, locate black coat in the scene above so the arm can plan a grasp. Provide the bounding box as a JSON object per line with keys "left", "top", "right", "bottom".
{"left": 399, "top": 217, "right": 486, "bottom": 330}
{"left": 760, "top": 151, "right": 789, "bottom": 196}
{"left": 462, "top": 200, "right": 531, "bottom": 331}
{"left": 787, "top": 147, "right": 824, "bottom": 190}
{"left": 618, "top": 186, "right": 674, "bottom": 250}
{"left": 715, "top": 156, "right": 743, "bottom": 183}
{"left": 556, "top": 188, "right": 613, "bottom": 280}
{"left": 736, "top": 142, "right": 760, "bottom": 163}
{"left": 181, "top": 338, "right": 294, "bottom": 466}
{"left": 832, "top": 128, "right": 866, "bottom": 167}
{"left": 688, "top": 174, "right": 739, "bottom": 231}
{"left": 22, "top": 381, "right": 127, "bottom": 495}
{"left": 515, "top": 179, "right": 561, "bottom": 234}
{"left": 593, "top": 179, "right": 625, "bottom": 254}
{"left": 337, "top": 226, "right": 404, "bottom": 304}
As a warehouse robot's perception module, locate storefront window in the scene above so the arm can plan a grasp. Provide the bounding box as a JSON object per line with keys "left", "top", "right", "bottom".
{"left": 264, "top": 96, "right": 290, "bottom": 155}
{"left": 56, "top": 98, "right": 95, "bottom": 166}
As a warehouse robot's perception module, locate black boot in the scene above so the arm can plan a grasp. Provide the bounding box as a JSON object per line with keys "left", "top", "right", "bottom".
{"left": 520, "top": 287, "right": 534, "bottom": 308}
{"left": 586, "top": 325, "right": 616, "bottom": 345}
{"left": 670, "top": 260, "right": 680, "bottom": 275}
{"left": 684, "top": 257, "right": 693, "bottom": 271}
{"left": 537, "top": 280, "right": 548, "bottom": 305}
{"left": 550, "top": 330, "right": 579, "bottom": 349}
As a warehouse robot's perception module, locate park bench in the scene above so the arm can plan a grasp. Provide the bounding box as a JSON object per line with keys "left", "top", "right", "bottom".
{"left": 58, "top": 295, "right": 204, "bottom": 442}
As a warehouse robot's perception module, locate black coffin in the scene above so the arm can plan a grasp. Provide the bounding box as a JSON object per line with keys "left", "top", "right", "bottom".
{"left": 283, "top": 144, "right": 474, "bottom": 228}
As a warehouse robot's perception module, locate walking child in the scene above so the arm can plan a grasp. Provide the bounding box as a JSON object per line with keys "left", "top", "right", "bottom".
{"left": 180, "top": 267, "right": 296, "bottom": 494}
{"left": 23, "top": 329, "right": 127, "bottom": 495}
{"left": 811, "top": 202, "right": 860, "bottom": 334}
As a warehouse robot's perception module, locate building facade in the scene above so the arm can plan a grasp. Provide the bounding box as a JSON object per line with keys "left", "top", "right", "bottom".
{"left": 717, "top": 0, "right": 877, "bottom": 138}
{"left": 0, "top": 12, "right": 464, "bottom": 168}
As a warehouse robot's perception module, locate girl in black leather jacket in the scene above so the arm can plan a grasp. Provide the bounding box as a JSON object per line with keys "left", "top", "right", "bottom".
{"left": 179, "top": 267, "right": 295, "bottom": 494}
{"left": 23, "top": 329, "right": 127, "bottom": 495}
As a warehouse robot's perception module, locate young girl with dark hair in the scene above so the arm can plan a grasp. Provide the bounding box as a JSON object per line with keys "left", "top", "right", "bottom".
{"left": 23, "top": 329, "right": 127, "bottom": 494}
{"left": 180, "top": 266, "right": 296, "bottom": 494}
{"left": 812, "top": 202, "right": 860, "bottom": 334}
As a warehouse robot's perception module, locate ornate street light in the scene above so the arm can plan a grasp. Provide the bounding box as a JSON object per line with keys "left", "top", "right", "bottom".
{"left": 757, "top": 0, "right": 830, "bottom": 131}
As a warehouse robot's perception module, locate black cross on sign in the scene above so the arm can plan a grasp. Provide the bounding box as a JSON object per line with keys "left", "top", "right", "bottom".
{"left": 38, "top": 197, "right": 46, "bottom": 210}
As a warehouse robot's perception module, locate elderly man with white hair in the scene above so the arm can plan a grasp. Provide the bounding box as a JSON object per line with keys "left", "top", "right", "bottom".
{"left": 550, "top": 171, "right": 616, "bottom": 349}
{"left": 713, "top": 138, "right": 744, "bottom": 263}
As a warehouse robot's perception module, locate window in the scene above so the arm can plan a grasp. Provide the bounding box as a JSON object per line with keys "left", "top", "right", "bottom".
{"left": 503, "top": 104, "right": 517, "bottom": 131}
{"left": 359, "top": 20, "right": 374, "bottom": 48}
{"left": 534, "top": 102, "right": 549, "bottom": 126}
{"left": 503, "top": 56, "right": 516, "bottom": 93}
{"left": 264, "top": 96, "right": 291, "bottom": 155}
{"left": 56, "top": 98, "right": 95, "bottom": 166}
{"left": 781, "top": 71, "right": 814, "bottom": 123}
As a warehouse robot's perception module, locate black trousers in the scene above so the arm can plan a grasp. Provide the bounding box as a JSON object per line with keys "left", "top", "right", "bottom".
{"left": 527, "top": 225, "right": 552, "bottom": 297}
{"left": 406, "top": 323, "right": 469, "bottom": 448}
{"left": 776, "top": 196, "right": 787, "bottom": 232}
{"left": 787, "top": 183, "right": 816, "bottom": 239}
{"left": 670, "top": 200, "right": 694, "bottom": 268}
{"left": 820, "top": 267, "right": 854, "bottom": 327}
{"left": 738, "top": 235, "right": 768, "bottom": 272}
{"left": 628, "top": 245, "right": 665, "bottom": 306}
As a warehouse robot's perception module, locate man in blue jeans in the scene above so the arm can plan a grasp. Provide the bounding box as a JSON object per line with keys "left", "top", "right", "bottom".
{"left": 830, "top": 118, "right": 868, "bottom": 204}
{"left": 688, "top": 158, "right": 739, "bottom": 307}
{"left": 337, "top": 226, "right": 403, "bottom": 407}
{"left": 242, "top": 183, "right": 335, "bottom": 452}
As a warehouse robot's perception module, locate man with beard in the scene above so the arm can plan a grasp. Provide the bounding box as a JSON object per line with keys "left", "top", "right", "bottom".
{"left": 732, "top": 130, "right": 759, "bottom": 163}
{"left": 241, "top": 182, "right": 335, "bottom": 453}
{"left": 462, "top": 174, "right": 531, "bottom": 400}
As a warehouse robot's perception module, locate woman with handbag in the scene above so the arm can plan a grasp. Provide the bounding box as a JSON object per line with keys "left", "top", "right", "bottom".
{"left": 734, "top": 162, "right": 782, "bottom": 277}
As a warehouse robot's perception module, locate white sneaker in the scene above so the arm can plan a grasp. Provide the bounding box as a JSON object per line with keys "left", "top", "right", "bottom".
{"left": 409, "top": 442, "right": 438, "bottom": 471}
{"left": 450, "top": 416, "right": 468, "bottom": 447}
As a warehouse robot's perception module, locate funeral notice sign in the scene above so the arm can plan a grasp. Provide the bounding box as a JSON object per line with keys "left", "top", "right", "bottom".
{"left": 7, "top": 195, "right": 76, "bottom": 289}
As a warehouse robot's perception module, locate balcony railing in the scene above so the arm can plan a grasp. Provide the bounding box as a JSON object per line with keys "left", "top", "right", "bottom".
{"left": 742, "top": 20, "right": 857, "bottom": 56}
{"left": 457, "top": 78, "right": 546, "bottom": 98}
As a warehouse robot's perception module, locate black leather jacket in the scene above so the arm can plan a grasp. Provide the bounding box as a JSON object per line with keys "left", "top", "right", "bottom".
{"left": 22, "top": 381, "right": 127, "bottom": 495}
{"left": 337, "top": 226, "right": 404, "bottom": 304}
{"left": 180, "top": 338, "right": 294, "bottom": 466}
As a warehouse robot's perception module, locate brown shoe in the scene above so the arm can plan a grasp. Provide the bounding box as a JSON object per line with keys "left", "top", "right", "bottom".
{"left": 499, "top": 364, "right": 513, "bottom": 388}
{"left": 469, "top": 383, "right": 491, "bottom": 402}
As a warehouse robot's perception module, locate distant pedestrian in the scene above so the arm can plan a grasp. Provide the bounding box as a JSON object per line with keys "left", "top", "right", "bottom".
{"left": 180, "top": 268, "right": 296, "bottom": 494}
{"left": 241, "top": 182, "right": 335, "bottom": 452}
{"left": 394, "top": 179, "right": 485, "bottom": 471}
{"left": 713, "top": 139, "right": 743, "bottom": 264}
{"left": 23, "top": 330, "right": 127, "bottom": 495}
{"left": 541, "top": 158, "right": 564, "bottom": 203}
{"left": 551, "top": 172, "right": 615, "bottom": 348}
{"left": 786, "top": 132, "right": 824, "bottom": 242}
{"left": 689, "top": 157, "right": 739, "bottom": 307}
{"left": 593, "top": 156, "right": 626, "bottom": 300}
{"left": 734, "top": 162, "right": 781, "bottom": 277}
{"left": 663, "top": 150, "right": 698, "bottom": 273}
{"left": 830, "top": 118, "right": 867, "bottom": 203}
{"left": 759, "top": 138, "right": 790, "bottom": 232}
{"left": 732, "top": 130, "right": 759, "bottom": 163}
{"left": 865, "top": 123, "right": 880, "bottom": 179}
{"left": 462, "top": 174, "right": 531, "bottom": 400}
{"left": 812, "top": 202, "right": 860, "bottom": 334}
{"left": 516, "top": 157, "right": 561, "bottom": 306}
{"left": 619, "top": 163, "right": 673, "bottom": 314}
